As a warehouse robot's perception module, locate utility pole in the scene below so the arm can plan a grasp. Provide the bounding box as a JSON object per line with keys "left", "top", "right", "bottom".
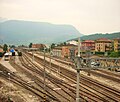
{"left": 58, "top": 64, "right": 60, "bottom": 77}
{"left": 76, "top": 37, "right": 81, "bottom": 102}
{"left": 8, "top": 73, "right": 11, "bottom": 101}
{"left": 32, "top": 51, "right": 34, "bottom": 62}
{"left": 43, "top": 48, "right": 46, "bottom": 101}
{"left": 49, "top": 46, "right": 51, "bottom": 74}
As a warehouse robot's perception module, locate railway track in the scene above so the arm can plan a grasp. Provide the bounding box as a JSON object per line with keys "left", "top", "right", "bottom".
{"left": 18, "top": 54, "right": 77, "bottom": 102}
{"left": 0, "top": 64, "right": 58, "bottom": 102}
{"left": 17, "top": 56, "right": 67, "bottom": 102}
{"left": 97, "top": 69, "right": 120, "bottom": 78}
{"left": 36, "top": 52, "right": 120, "bottom": 78}
{"left": 23, "top": 52, "right": 105, "bottom": 102}
{"left": 41, "top": 52, "right": 120, "bottom": 83}
{"left": 26, "top": 52, "right": 120, "bottom": 102}
{"left": 22, "top": 53, "right": 105, "bottom": 102}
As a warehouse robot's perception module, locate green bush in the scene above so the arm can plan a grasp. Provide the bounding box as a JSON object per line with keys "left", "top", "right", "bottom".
{"left": 18, "top": 52, "right": 22, "bottom": 56}
{"left": 95, "top": 52, "right": 104, "bottom": 55}
{"left": 109, "top": 51, "right": 120, "bottom": 57}
{"left": 0, "top": 52, "right": 3, "bottom": 57}
{"left": 118, "top": 51, "right": 120, "bottom": 56}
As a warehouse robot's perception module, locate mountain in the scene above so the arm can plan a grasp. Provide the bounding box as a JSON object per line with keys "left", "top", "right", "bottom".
{"left": 0, "top": 20, "right": 82, "bottom": 45}
{"left": 71, "top": 32, "right": 120, "bottom": 41}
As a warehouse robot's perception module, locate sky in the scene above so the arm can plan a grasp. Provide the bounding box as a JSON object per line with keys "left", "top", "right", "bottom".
{"left": 0, "top": 0, "right": 120, "bottom": 35}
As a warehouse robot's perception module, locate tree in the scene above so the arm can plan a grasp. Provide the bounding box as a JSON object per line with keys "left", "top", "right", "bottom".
{"left": 63, "top": 42, "right": 66, "bottom": 45}
{"left": 29, "top": 43, "right": 32, "bottom": 48}
{"left": 109, "top": 51, "right": 120, "bottom": 57}
{"left": 10, "top": 45, "right": 16, "bottom": 48}
{"left": 51, "top": 43, "right": 55, "bottom": 49}
{"left": 3, "top": 44, "right": 8, "bottom": 52}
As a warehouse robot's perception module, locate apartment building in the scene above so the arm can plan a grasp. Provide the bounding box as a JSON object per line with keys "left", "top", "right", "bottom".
{"left": 81, "top": 40, "right": 95, "bottom": 53}
{"left": 95, "top": 38, "right": 112, "bottom": 52}
{"left": 114, "top": 38, "right": 120, "bottom": 52}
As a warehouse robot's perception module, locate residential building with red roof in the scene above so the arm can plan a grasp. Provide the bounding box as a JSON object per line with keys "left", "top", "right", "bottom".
{"left": 95, "top": 38, "right": 112, "bottom": 52}
{"left": 81, "top": 40, "right": 95, "bottom": 53}
{"left": 32, "top": 44, "right": 46, "bottom": 49}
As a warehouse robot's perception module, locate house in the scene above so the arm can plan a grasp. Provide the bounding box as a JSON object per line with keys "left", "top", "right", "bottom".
{"left": 66, "top": 40, "right": 78, "bottom": 45}
{"left": 52, "top": 47, "right": 62, "bottom": 57}
{"left": 95, "top": 38, "right": 112, "bottom": 52}
{"left": 0, "top": 48, "right": 3, "bottom": 52}
{"left": 114, "top": 38, "right": 120, "bottom": 52}
{"left": 0, "top": 45, "right": 3, "bottom": 52}
{"left": 32, "top": 44, "right": 46, "bottom": 50}
{"left": 52, "top": 44, "right": 77, "bottom": 58}
{"left": 62, "top": 44, "right": 77, "bottom": 58}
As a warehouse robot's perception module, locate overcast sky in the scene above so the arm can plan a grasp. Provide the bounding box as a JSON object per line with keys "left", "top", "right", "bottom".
{"left": 0, "top": 0, "right": 120, "bottom": 35}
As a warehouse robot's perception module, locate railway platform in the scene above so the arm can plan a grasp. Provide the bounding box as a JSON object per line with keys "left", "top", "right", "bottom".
{"left": 0, "top": 57, "right": 17, "bottom": 73}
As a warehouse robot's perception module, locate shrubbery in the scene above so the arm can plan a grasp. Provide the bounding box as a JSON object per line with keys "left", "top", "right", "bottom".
{"left": 18, "top": 52, "right": 22, "bottom": 56}
{"left": 109, "top": 51, "right": 120, "bottom": 57}
{"left": 0, "top": 52, "right": 3, "bottom": 57}
{"left": 95, "top": 52, "right": 104, "bottom": 55}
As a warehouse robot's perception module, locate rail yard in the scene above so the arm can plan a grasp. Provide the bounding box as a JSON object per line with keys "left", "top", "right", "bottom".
{"left": 0, "top": 50, "right": 120, "bottom": 102}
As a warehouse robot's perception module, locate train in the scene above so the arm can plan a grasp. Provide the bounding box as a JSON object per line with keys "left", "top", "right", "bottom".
{"left": 4, "top": 53, "right": 11, "bottom": 61}
{"left": 4, "top": 51, "right": 22, "bottom": 61}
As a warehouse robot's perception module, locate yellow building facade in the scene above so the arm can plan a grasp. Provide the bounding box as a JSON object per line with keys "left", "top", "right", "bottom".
{"left": 114, "top": 38, "right": 120, "bottom": 52}
{"left": 95, "top": 38, "right": 112, "bottom": 52}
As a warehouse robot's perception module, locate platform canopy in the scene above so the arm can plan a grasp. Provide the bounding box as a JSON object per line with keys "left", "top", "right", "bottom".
{"left": 10, "top": 49, "right": 15, "bottom": 53}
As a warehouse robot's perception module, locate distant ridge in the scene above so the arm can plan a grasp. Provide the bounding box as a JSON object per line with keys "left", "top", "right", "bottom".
{"left": 0, "top": 20, "right": 83, "bottom": 45}
{"left": 70, "top": 32, "right": 120, "bottom": 41}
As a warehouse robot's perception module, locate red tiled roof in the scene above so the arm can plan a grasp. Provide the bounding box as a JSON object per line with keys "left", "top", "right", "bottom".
{"left": 53, "top": 47, "right": 62, "bottom": 50}
{"left": 83, "top": 40, "right": 95, "bottom": 43}
{"left": 96, "top": 38, "right": 112, "bottom": 42}
{"left": 0, "top": 48, "right": 3, "bottom": 52}
{"left": 97, "top": 38, "right": 109, "bottom": 40}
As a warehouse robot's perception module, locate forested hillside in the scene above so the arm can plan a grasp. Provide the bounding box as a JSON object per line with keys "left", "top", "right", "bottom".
{"left": 80, "top": 32, "right": 120, "bottom": 40}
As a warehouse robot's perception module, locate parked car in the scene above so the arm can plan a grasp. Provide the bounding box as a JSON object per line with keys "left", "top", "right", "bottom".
{"left": 91, "top": 61, "right": 100, "bottom": 67}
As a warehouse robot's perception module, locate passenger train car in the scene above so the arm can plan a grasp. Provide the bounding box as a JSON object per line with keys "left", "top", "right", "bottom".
{"left": 4, "top": 52, "right": 11, "bottom": 61}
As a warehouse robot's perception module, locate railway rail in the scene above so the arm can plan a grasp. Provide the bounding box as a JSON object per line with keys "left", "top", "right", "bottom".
{"left": 22, "top": 53, "right": 105, "bottom": 101}
{"left": 0, "top": 64, "right": 58, "bottom": 102}
{"left": 38, "top": 52, "right": 120, "bottom": 82}
{"left": 26, "top": 52, "right": 120, "bottom": 101}
{"left": 18, "top": 55, "right": 76, "bottom": 101}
